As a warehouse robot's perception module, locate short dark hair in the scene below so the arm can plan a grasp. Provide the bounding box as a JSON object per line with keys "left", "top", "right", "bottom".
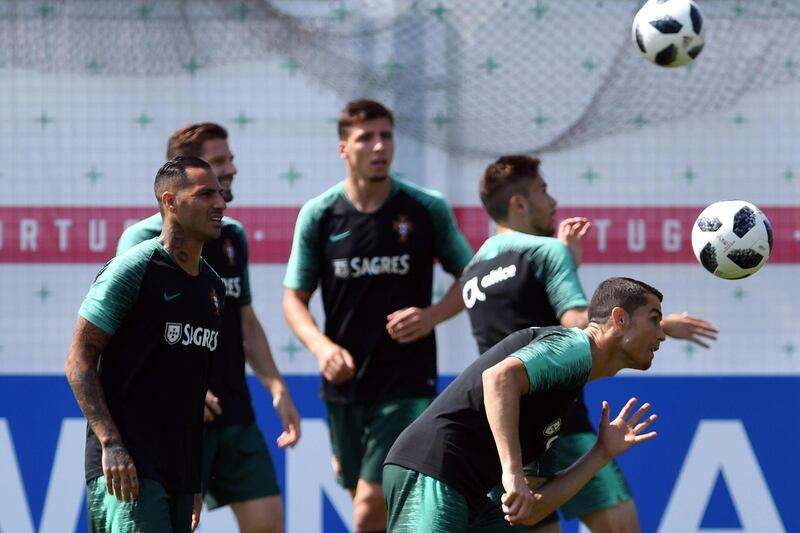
{"left": 154, "top": 156, "right": 213, "bottom": 213}
{"left": 479, "top": 155, "right": 541, "bottom": 223}
{"left": 587, "top": 277, "right": 664, "bottom": 323}
{"left": 338, "top": 99, "right": 394, "bottom": 139}
{"left": 166, "top": 122, "right": 228, "bottom": 160}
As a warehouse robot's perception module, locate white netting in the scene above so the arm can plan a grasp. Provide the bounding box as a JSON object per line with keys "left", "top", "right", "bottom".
{"left": 1, "top": 0, "right": 799, "bottom": 155}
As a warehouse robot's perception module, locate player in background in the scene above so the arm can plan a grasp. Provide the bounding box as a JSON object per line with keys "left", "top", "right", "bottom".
{"left": 283, "top": 99, "right": 473, "bottom": 532}
{"left": 462, "top": 155, "right": 718, "bottom": 532}
{"left": 384, "top": 277, "right": 665, "bottom": 532}
{"left": 66, "top": 157, "right": 227, "bottom": 532}
{"left": 117, "top": 123, "right": 300, "bottom": 533}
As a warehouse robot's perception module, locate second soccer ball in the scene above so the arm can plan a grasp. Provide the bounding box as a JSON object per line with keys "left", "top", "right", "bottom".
{"left": 632, "top": 0, "right": 706, "bottom": 68}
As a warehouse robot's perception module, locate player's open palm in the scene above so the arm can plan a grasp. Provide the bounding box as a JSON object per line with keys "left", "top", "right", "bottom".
{"left": 596, "top": 398, "right": 657, "bottom": 460}
{"left": 557, "top": 217, "right": 591, "bottom": 268}
{"left": 101, "top": 442, "right": 139, "bottom": 502}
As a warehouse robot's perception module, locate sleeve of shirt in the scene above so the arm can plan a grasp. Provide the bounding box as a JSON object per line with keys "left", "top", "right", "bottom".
{"left": 529, "top": 240, "right": 588, "bottom": 319}
{"left": 428, "top": 193, "right": 473, "bottom": 275}
{"left": 509, "top": 329, "right": 591, "bottom": 395}
{"left": 78, "top": 250, "right": 150, "bottom": 335}
{"left": 283, "top": 202, "right": 322, "bottom": 292}
{"left": 235, "top": 224, "right": 253, "bottom": 306}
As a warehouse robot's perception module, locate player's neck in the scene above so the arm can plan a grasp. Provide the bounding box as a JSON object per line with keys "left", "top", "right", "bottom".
{"left": 344, "top": 173, "right": 392, "bottom": 213}
{"left": 584, "top": 324, "right": 624, "bottom": 380}
{"left": 158, "top": 221, "right": 204, "bottom": 276}
{"left": 494, "top": 221, "right": 540, "bottom": 236}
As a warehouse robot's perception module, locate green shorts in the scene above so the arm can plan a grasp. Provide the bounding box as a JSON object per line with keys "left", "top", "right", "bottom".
{"left": 536, "top": 432, "right": 632, "bottom": 519}
{"left": 383, "top": 464, "right": 515, "bottom": 533}
{"left": 87, "top": 476, "right": 194, "bottom": 533}
{"left": 326, "top": 397, "right": 431, "bottom": 489}
{"left": 202, "top": 423, "right": 280, "bottom": 510}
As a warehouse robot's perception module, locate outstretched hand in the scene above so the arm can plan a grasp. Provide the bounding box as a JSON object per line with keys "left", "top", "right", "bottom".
{"left": 557, "top": 217, "right": 592, "bottom": 268}
{"left": 596, "top": 398, "right": 657, "bottom": 460}
{"left": 662, "top": 312, "right": 719, "bottom": 348}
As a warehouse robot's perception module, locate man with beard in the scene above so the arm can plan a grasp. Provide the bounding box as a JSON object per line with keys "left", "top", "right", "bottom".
{"left": 117, "top": 123, "right": 299, "bottom": 533}
{"left": 460, "top": 155, "right": 718, "bottom": 532}
{"left": 67, "top": 157, "right": 227, "bottom": 532}
{"left": 283, "top": 100, "right": 473, "bottom": 532}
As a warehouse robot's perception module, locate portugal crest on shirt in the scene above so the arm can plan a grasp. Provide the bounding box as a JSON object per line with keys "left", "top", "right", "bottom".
{"left": 393, "top": 215, "right": 413, "bottom": 242}
{"left": 224, "top": 239, "right": 236, "bottom": 265}
{"left": 210, "top": 288, "right": 221, "bottom": 316}
{"left": 164, "top": 322, "right": 182, "bottom": 345}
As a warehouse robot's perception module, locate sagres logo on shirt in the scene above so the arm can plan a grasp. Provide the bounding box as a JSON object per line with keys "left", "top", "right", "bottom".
{"left": 332, "top": 255, "right": 411, "bottom": 279}
{"left": 164, "top": 322, "right": 220, "bottom": 351}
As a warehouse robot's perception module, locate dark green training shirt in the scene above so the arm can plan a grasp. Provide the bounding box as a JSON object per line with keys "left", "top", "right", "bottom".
{"left": 117, "top": 214, "right": 255, "bottom": 428}
{"left": 80, "top": 239, "right": 225, "bottom": 493}
{"left": 461, "top": 232, "right": 593, "bottom": 434}
{"left": 385, "top": 326, "right": 591, "bottom": 512}
{"left": 284, "top": 178, "right": 473, "bottom": 404}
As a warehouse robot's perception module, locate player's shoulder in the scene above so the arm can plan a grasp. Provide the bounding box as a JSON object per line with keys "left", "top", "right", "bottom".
{"left": 105, "top": 238, "right": 163, "bottom": 278}
{"left": 393, "top": 177, "right": 447, "bottom": 208}
{"left": 220, "top": 215, "right": 247, "bottom": 239}
{"left": 471, "top": 232, "right": 562, "bottom": 261}
{"left": 117, "top": 213, "right": 162, "bottom": 255}
{"left": 300, "top": 181, "right": 346, "bottom": 215}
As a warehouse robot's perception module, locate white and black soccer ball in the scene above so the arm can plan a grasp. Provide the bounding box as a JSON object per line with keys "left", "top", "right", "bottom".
{"left": 632, "top": 0, "right": 706, "bottom": 67}
{"left": 691, "top": 200, "right": 773, "bottom": 280}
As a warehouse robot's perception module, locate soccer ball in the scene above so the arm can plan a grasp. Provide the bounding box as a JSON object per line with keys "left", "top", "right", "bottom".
{"left": 632, "top": 0, "right": 706, "bottom": 67}
{"left": 691, "top": 200, "right": 773, "bottom": 280}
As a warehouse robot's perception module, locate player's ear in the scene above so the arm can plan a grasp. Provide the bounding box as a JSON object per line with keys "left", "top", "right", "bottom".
{"left": 508, "top": 193, "right": 524, "bottom": 215}
{"left": 610, "top": 307, "right": 628, "bottom": 330}
{"left": 337, "top": 139, "right": 347, "bottom": 159}
{"left": 161, "top": 191, "right": 176, "bottom": 212}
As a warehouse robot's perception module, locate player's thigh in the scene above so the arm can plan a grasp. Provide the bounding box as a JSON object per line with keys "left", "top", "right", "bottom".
{"left": 230, "top": 495, "right": 284, "bottom": 533}
{"left": 203, "top": 424, "right": 281, "bottom": 511}
{"left": 326, "top": 402, "right": 367, "bottom": 490}
{"left": 542, "top": 433, "right": 633, "bottom": 521}
{"left": 581, "top": 499, "right": 640, "bottom": 533}
{"left": 383, "top": 464, "right": 469, "bottom": 533}
{"left": 87, "top": 476, "right": 187, "bottom": 533}
{"left": 360, "top": 397, "right": 432, "bottom": 484}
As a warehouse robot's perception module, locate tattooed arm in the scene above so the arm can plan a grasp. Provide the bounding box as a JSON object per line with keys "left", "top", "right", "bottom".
{"left": 65, "top": 315, "right": 140, "bottom": 502}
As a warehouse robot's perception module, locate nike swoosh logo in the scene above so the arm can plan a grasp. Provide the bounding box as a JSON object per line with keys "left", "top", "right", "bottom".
{"left": 329, "top": 230, "right": 351, "bottom": 242}
{"left": 163, "top": 291, "right": 182, "bottom": 302}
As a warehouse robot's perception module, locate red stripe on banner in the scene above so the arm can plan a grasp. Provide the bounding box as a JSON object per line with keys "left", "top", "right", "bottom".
{"left": 0, "top": 206, "right": 797, "bottom": 264}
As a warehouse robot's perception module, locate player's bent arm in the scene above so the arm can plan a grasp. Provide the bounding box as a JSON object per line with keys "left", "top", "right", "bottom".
{"left": 482, "top": 357, "right": 529, "bottom": 472}
{"left": 241, "top": 304, "right": 301, "bottom": 447}
{"left": 518, "top": 399, "right": 657, "bottom": 526}
{"left": 64, "top": 316, "right": 120, "bottom": 446}
{"left": 427, "top": 275, "right": 466, "bottom": 326}
{"left": 559, "top": 307, "right": 588, "bottom": 329}
{"left": 283, "top": 288, "right": 329, "bottom": 356}
{"left": 482, "top": 357, "right": 541, "bottom": 523}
